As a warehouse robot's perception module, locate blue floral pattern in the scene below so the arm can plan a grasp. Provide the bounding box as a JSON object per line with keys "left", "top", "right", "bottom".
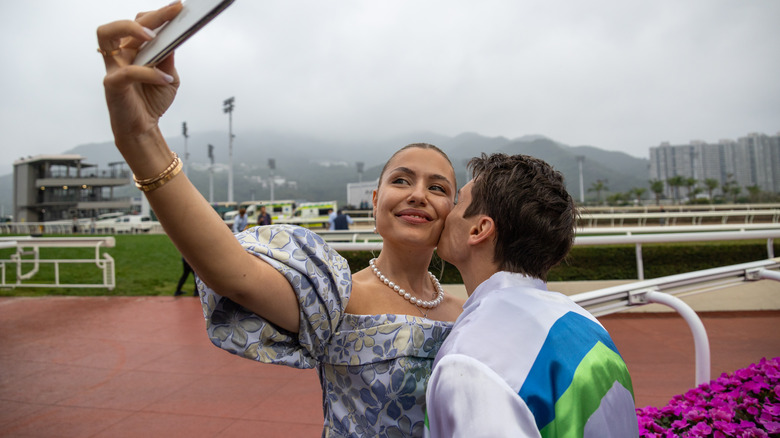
{"left": 196, "top": 225, "right": 453, "bottom": 437}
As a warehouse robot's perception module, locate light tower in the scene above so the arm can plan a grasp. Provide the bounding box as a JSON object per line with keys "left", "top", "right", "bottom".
{"left": 268, "top": 158, "right": 276, "bottom": 202}
{"left": 576, "top": 155, "right": 586, "bottom": 203}
{"left": 356, "top": 162, "right": 364, "bottom": 183}
{"left": 208, "top": 144, "right": 215, "bottom": 203}
{"left": 223, "top": 97, "right": 235, "bottom": 203}
{"left": 182, "top": 122, "right": 190, "bottom": 176}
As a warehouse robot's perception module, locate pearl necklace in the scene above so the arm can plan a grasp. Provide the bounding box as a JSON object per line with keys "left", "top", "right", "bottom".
{"left": 369, "top": 258, "right": 445, "bottom": 314}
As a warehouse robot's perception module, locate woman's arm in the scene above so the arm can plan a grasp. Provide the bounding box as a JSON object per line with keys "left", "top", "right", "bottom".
{"left": 97, "top": 2, "right": 300, "bottom": 332}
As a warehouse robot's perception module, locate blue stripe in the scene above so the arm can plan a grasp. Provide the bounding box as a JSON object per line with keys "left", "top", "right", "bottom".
{"left": 518, "top": 311, "right": 620, "bottom": 430}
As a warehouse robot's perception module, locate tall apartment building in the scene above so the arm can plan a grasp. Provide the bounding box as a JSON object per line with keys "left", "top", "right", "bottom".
{"left": 13, "top": 155, "right": 132, "bottom": 222}
{"left": 649, "top": 132, "right": 780, "bottom": 199}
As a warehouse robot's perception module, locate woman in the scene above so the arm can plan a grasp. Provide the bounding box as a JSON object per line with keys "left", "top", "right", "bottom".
{"left": 97, "top": 3, "right": 464, "bottom": 436}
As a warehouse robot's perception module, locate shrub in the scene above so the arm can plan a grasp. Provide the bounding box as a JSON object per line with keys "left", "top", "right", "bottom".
{"left": 637, "top": 357, "right": 780, "bottom": 437}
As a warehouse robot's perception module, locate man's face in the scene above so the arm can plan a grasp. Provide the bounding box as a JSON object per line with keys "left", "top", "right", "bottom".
{"left": 437, "top": 180, "right": 475, "bottom": 265}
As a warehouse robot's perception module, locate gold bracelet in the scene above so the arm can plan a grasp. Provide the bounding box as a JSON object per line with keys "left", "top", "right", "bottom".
{"left": 133, "top": 153, "right": 183, "bottom": 192}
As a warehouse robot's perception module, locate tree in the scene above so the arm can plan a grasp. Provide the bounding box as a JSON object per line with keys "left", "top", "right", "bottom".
{"left": 747, "top": 185, "right": 762, "bottom": 203}
{"left": 588, "top": 179, "right": 609, "bottom": 205}
{"left": 649, "top": 179, "right": 665, "bottom": 206}
{"left": 630, "top": 187, "right": 647, "bottom": 206}
{"left": 722, "top": 174, "right": 740, "bottom": 203}
{"left": 607, "top": 192, "right": 629, "bottom": 206}
{"left": 666, "top": 175, "right": 686, "bottom": 204}
{"left": 704, "top": 178, "right": 719, "bottom": 203}
{"left": 684, "top": 177, "right": 698, "bottom": 202}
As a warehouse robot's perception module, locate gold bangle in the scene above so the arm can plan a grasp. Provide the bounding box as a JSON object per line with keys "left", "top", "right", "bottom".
{"left": 133, "top": 153, "right": 183, "bottom": 192}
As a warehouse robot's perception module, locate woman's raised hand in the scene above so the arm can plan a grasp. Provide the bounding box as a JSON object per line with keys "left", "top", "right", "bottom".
{"left": 97, "top": 2, "right": 184, "bottom": 142}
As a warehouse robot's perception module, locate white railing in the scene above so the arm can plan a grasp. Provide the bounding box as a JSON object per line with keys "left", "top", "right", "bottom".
{"left": 580, "top": 209, "right": 780, "bottom": 227}
{"left": 0, "top": 237, "right": 116, "bottom": 290}
{"left": 318, "top": 223, "right": 780, "bottom": 242}
{"left": 570, "top": 258, "right": 780, "bottom": 385}
{"left": 328, "top": 229, "right": 780, "bottom": 281}
{"left": 576, "top": 223, "right": 780, "bottom": 235}
{"left": 575, "top": 229, "right": 779, "bottom": 280}
{"left": 0, "top": 221, "right": 165, "bottom": 235}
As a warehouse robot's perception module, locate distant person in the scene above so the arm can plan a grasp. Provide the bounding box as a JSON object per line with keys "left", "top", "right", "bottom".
{"left": 426, "top": 153, "right": 637, "bottom": 437}
{"left": 174, "top": 256, "right": 196, "bottom": 297}
{"left": 332, "top": 209, "right": 354, "bottom": 230}
{"left": 232, "top": 208, "right": 248, "bottom": 233}
{"left": 257, "top": 205, "right": 272, "bottom": 226}
{"left": 327, "top": 208, "right": 337, "bottom": 230}
{"left": 72, "top": 217, "right": 79, "bottom": 234}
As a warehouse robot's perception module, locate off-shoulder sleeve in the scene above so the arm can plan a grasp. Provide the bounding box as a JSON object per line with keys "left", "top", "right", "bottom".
{"left": 195, "top": 224, "right": 352, "bottom": 369}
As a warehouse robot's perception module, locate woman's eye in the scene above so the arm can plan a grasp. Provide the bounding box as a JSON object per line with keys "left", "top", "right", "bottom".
{"left": 392, "top": 177, "right": 409, "bottom": 185}
{"left": 430, "top": 185, "right": 446, "bottom": 193}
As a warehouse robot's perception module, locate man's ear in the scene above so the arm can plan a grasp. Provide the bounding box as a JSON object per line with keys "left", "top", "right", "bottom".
{"left": 468, "top": 216, "right": 495, "bottom": 246}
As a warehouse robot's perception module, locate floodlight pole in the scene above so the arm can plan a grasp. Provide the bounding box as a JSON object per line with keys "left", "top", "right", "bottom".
{"left": 577, "top": 156, "right": 586, "bottom": 203}
{"left": 208, "top": 144, "right": 215, "bottom": 203}
{"left": 182, "top": 122, "right": 190, "bottom": 176}
{"left": 268, "top": 158, "right": 276, "bottom": 202}
{"left": 223, "top": 97, "right": 235, "bottom": 203}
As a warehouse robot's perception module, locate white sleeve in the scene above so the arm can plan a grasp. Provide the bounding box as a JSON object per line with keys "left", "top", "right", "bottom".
{"left": 426, "top": 354, "right": 541, "bottom": 438}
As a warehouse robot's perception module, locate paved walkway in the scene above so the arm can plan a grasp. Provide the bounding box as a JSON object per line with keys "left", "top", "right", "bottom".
{"left": 1, "top": 296, "right": 778, "bottom": 437}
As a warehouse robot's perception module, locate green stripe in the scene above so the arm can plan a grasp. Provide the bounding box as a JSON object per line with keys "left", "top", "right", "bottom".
{"left": 540, "top": 341, "right": 634, "bottom": 438}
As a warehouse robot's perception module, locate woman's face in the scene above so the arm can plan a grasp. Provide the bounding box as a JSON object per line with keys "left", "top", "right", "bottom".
{"left": 373, "top": 147, "right": 456, "bottom": 249}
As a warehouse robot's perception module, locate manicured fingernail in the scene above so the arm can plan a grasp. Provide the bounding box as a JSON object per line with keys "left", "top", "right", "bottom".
{"left": 156, "top": 68, "right": 174, "bottom": 83}
{"left": 143, "top": 27, "right": 157, "bottom": 39}
{"left": 168, "top": 0, "right": 182, "bottom": 5}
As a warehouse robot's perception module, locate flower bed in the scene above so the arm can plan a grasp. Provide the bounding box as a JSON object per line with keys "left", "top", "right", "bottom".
{"left": 637, "top": 357, "right": 780, "bottom": 437}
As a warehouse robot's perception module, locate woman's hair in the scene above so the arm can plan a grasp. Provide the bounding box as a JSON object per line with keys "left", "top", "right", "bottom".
{"left": 377, "top": 143, "right": 455, "bottom": 189}
{"left": 464, "top": 153, "right": 577, "bottom": 281}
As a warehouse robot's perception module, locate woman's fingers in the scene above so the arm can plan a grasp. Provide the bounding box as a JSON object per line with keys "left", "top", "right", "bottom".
{"left": 103, "top": 64, "right": 176, "bottom": 91}
{"left": 96, "top": 2, "right": 184, "bottom": 68}
{"left": 133, "top": 1, "right": 184, "bottom": 45}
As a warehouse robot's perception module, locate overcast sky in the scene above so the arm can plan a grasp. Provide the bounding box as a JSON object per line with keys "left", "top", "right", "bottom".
{"left": 1, "top": 0, "right": 779, "bottom": 172}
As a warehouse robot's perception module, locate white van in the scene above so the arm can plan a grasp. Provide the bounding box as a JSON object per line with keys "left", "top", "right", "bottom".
{"left": 276, "top": 201, "right": 338, "bottom": 228}
{"left": 224, "top": 200, "right": 297, "bottom": 225}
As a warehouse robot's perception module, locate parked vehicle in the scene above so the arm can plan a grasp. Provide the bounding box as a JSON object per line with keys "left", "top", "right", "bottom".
{"left": 96, "top": 214, "right": 159, "bottom": 234}
{"left": 276, "top": 201, "right": 338, "bottom": 228}
{"left": 224, "top": 200, "right": 297, "bottom": 225}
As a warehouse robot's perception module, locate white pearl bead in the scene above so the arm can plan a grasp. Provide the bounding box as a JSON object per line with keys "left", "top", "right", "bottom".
{"left": 369, "top": 258, "right": 444, "bottom": 312}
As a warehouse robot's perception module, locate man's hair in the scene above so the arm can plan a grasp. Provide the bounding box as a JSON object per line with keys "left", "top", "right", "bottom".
{"left": 464, "top": 153, "right": 577, "bottom": 281}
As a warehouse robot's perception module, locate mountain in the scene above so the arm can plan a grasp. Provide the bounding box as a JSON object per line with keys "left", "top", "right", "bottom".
{"left": 0, "top": 132, "right": 650, "bottom": 215}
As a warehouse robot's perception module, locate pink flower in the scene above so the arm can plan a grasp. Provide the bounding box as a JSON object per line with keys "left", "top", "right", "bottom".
{"left": 636, "top": 357, "right": 780, "bottom": 438}
{"left": 713, "top": 419, "right": 738, "bottom": 434}
{"left": 757, "top": 419, "right": 780, "bottom": 434}
{"left": 689, "top": 422, "right": 712, "bottom": 436}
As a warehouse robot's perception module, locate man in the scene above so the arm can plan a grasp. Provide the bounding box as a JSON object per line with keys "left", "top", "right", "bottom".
{"left": 426, "top": 153, "right": 637, "bottom": 437}
{"left": 257, "top": 205, "right": 272, "bottom": 226}
{"left": 332, "top": 209, "right": 354, "bottom": 230}
{"left": 232, "top": 208, "right": 248, "bottom": 233}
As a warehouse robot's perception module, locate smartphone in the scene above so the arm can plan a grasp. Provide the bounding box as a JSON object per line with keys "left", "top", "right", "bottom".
{"left": 133, "top": 0, "right": 235, "bottom": 66}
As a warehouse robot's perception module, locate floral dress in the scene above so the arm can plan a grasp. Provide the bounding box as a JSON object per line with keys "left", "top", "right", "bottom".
{"left": 196, "top": 225, "right": 453, "bottom": 437}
